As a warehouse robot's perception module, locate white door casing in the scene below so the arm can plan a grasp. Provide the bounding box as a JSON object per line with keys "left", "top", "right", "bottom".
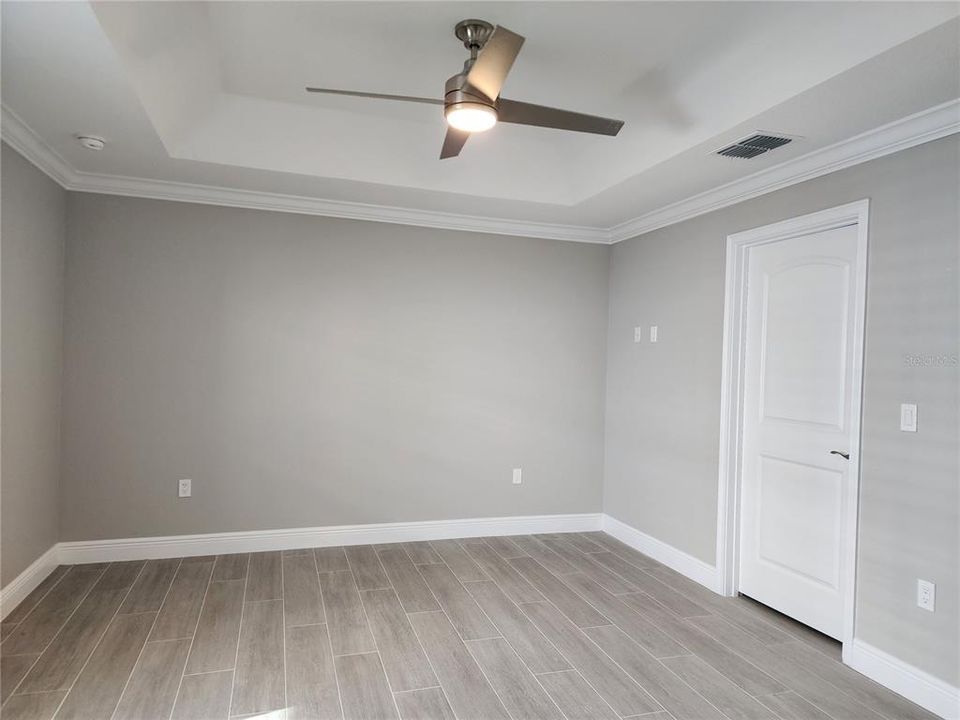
{"left": 717, "top": 201, "right": 869, "bottom": 649}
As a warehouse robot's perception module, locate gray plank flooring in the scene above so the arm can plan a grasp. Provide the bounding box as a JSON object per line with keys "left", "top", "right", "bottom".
{"left": 0, "top": 532, "right": 933, "bottom": 720}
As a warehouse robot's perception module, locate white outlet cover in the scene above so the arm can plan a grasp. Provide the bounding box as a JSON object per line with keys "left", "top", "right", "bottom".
{"left": 178, "top": 478, "right": 192, "bottom": 498}
{"left": 649, "top": 325, "right": 659, "bottom": 342}
{"left": 512, "top": 468, "right": 522, "bottom": 485}
{"left": 633, "top": 327, "right": 642, "bottom": 343}
{"left": 917, "top": 579, "right": 935, "bottom": 611}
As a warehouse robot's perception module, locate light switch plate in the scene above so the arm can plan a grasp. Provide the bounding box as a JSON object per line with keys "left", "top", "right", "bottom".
{"left": 634, "top": 327, "right": 642, "bottom": 343}
{"left": 900, "top": 403, "right": 918, "bottom": 432}
{"left": 649, "top": 326, "right": 658, "bottom": 342}
{"left": 512, "top": 468, "right": 522, "bottom": 485}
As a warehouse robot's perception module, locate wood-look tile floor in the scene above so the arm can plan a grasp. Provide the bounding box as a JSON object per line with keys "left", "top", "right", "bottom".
{"left": 0, "top": 532, "right": 937, "bottom": 720}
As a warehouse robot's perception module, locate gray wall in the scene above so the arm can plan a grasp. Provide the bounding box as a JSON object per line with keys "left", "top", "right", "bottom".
{"left": 1, "top": 143, "right": 66, "bottom": 585}
{"left": 605, "top": 135, "right": 959, "bottom": 685}
{"left": 60, "top": 194, "right": 609, "bottom": 541}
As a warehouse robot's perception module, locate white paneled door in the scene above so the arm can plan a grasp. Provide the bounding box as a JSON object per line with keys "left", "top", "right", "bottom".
{"left": 739, "top": 223, "right": 861, "bottom": 639}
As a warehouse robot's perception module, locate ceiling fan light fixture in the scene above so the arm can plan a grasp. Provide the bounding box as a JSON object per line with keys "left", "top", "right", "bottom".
{"left": 445, "top": 102, "right": 498, "bottom": 132}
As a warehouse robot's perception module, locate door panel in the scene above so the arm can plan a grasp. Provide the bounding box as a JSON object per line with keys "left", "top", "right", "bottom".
{"left": 757, "top": 455, "right": 842, "bottom": 588}
{"left": 739, "top": 224, "right": 860, "bottom": 639}
{"left": 760, "top": 262, "right": 850, "bottom": 428}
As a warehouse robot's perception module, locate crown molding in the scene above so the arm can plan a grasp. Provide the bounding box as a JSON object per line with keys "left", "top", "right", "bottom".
{"left": 3, "top": 100, "right": 957, "bottom": 245}
{"left": 607, "top": 98, "right": 960, "bottom": 242}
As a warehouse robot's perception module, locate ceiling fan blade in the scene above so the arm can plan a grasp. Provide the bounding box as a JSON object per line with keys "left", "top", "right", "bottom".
{"left": 440, "top": 127, "right": 470, "bottom": 159}
{"left": 498, "top": 98, "right": 624, "bottom": 136}
{"left": 305, "top": 87, "right": 443, "bottom": 105}
{"left": 464, "top": 26, "right": 525, "bottom": 100}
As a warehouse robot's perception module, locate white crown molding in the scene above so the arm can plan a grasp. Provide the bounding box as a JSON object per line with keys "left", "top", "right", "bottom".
{"left": 56, "top": 513, "right": 603, "bottom": 564}
{"left": 0, "top": 545, "right": 60, "bottom": 621}
{"left": 607, "top": 98, "right": 960, "bottom": 242}
{"left": 3, "top": 100, "right": 958, "bottom": 244}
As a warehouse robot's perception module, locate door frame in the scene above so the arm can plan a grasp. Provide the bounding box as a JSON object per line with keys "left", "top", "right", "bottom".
{"left": 715, "top": 199, "right": 869, "bottom": 652}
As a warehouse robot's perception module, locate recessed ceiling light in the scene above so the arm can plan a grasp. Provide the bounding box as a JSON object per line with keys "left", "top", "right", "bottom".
{"left": 76, "top": 135, "right": 105, "bottom": 151}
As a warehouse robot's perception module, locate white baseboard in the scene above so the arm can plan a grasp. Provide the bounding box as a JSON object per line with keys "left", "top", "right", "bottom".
{"left": 600, "top": 514, "right": 722, "bottom": 593}
{"left": 56, "top": 513, "right": 603, "bottom": 564}
{"left": 845, "top": 639, "right": 959, "bottom": 720}
{"left": 1, "top": 545, "right": 60, "bottom": 621}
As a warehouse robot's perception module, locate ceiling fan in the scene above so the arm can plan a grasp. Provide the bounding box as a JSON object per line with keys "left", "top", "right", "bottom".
{"left": 306, "top": 19, "right": 624, "bottom": 159}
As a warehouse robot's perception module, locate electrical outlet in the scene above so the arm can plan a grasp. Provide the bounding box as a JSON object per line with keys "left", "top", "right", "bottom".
{"left": 633, "top": 327, "right": 642, "bottom": 343}
{"left": 649, "top": 325, "right": 659, "bottom": 343}
{"left": 178, "top": 478, "right": 192, "bottom": 498}
{"left": 512, "top": 468, "right": 522, "bottom": 485}
{"left": 917, "top": 579, "right": 935, "bottom": 612}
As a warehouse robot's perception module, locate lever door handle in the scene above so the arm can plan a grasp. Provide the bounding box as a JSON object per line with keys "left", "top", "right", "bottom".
{"left": 830, "top": 450, "right": 850, "bottom": 460}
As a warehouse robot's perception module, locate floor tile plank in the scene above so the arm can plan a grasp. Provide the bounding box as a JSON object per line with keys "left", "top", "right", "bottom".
{"left": 1, "top": 653, "right": 38, "bottom": 702}
{"left": 622, "top": 593, "right": 785, "bottom": 697}
{"left": 460, "top": 540, "right": 543, "bottom": 603}
{"left": 2, "top": 567, "right": 69, "bottom": 626}
{"left": 345, "top": 546, "right": 391, "bottom": 591}
{"left": 510, "top": 536, "right": 577, "bottom": 574}
{"left": 774, "top": 639, "right": 939, "bottom": 720}
{"left": 335, "top": 652, "right": 399, "bottom": 720}
{"left": 417, "top": 564, "right": 499, "bottom": 641}
{"left": 482, "top": 536, "right": 527, "bottom": 560}
{"left": 150, "top": 560, "right": 213, "bottom": 641}
{"left": 429, "top": 540, "right": 488, "bottom": 583}
{"left": 520, "top": 601, "right": 661, "bottom": 717}
{"left": 283, "top": 553, "right": 324, "bottom": 627}
{"left": 119, "top": 558, "right": 181, "bottom": 614}
{"left": 1, "top": 567, "right": 104, "bottom": 657}
{"left": 562, "top": 572, "right": 687, "bottom": 658}
{"left": 687, "top": 615, "right": 887, "bottom": 720}
{"left": 583, "top": 624, "right": 725, "bottom": 720}
{"left": 231, "top": 598, "right": 285, "bottom": 717}
{"left": 377, "top": 548, "right": 439, "bottom": 613}
{"left": 171, "top": 669, "right": 234, "bottom": 720}
{"left": 17, "top": 585, "right": 130, "bottom": 692}
{"left": 755, "top": 691, "right": 833, "bottom": 720}
{"left": 537, "top": 670, "right": 619, "bottom": 720}
{"left": 212, "top": 553, "right": 249, "bottom": 582}
{"left": 184, "top": 579, "right": 245, "bottom": 674}
{"left": 246, "top": 551, "right": 283, "bottom": 602}
{"left": 285, "top": 623, "right": 342, "bottom": 720}
{"left": 407, "top": 610, "right": 511, "bottom": 720}
{"left": 360, "top": 588, "right": 438, "bottom": 692}
{"left": 53, "top": 611, "right": 155, "bottom": 720}
{"left": 113, "top": 638, "right": 191, "bottom": 720}
{"left": 402, "top": 542, "right": 442, "bottom": 565}
{"left": 466, "top": 636, "right": 565, "bottom": 720}
{"left": 315, "top": 547, "right": 350, "bottom": 573}
{"left": 662, "top": 653, "right": 778, "bottom": 720}
{"left": 563, "top": 533, "right": 607, "bottom": 553}
{"left": 96, "top": 560, "right": 146, "bottom": 589}
{"left": 464, "top": 580, "right": 570, "bottom": 674}
{"left": 509, "top": 557, "right": 610, "bottom": 628}
{"left": 0, "top": 691, "right": 67, "bottom": 720}
{"left": 394, "top": 687, "right": 456, "bottom": 720}
{"left": 320, "top": 570, "right": 376, "bottom": 656}
{"left": 592, "top": 553, "right": 710, "bottom": 617}
{"left": 534, "top": 535, "right": 639, "bottom": 594}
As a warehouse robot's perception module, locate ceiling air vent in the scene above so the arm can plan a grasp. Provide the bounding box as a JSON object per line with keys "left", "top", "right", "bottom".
{"left": 717, "top": 133, "right": 793, "bottom": 159}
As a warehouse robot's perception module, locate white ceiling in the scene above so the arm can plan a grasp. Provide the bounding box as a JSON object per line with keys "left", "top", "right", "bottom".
{"left": 2, "top": 1, "right": 958, "bottom": 235}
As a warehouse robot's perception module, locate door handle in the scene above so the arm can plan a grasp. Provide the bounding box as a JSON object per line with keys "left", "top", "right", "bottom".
{"left": 830, "top": 450, "right": 850, "bottom": 460}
